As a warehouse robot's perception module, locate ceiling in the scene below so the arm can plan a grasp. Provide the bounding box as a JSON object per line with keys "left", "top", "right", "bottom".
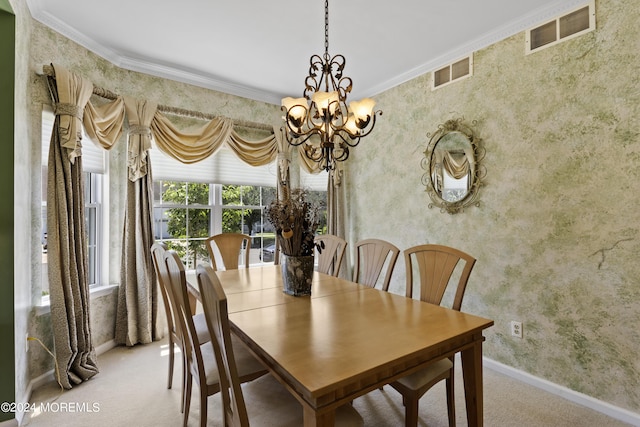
{"left": 27, "top": 0, "right": 585, "bottom": 105}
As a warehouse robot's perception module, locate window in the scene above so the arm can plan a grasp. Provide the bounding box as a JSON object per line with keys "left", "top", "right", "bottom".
{"left": 526, "top": 1, "right": 595, "bottom": 54}
{"left": 84, "top": 172, "right": 103, "bottom": 286}
{"left": 41, "top": 106, "right": 106, "bottom": 301}
{"left": 153, "top": 181, "right": 283, "bottom": 269}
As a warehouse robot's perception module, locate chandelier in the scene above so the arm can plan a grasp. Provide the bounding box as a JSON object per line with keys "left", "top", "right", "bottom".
{"left": 281, "top": 0, "right": 382, "bottom": 171}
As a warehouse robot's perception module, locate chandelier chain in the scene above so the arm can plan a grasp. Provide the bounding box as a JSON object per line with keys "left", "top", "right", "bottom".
{"left": 324, "top": 0, "right": 329, "bottom": 56}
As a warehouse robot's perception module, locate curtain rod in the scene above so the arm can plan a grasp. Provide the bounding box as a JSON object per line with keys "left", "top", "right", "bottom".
{"left": 40, "top": 64, "right": 274, "bottom": 133}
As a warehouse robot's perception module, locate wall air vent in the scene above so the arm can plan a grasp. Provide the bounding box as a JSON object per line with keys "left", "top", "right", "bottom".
{"left": 432, "top": 55, "right": 473, "bottom": 90}
{"left": 526, "top": 1, "right": 595, "bottom": 54}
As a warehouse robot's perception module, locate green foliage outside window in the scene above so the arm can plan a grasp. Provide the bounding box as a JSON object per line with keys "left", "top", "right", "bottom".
{"left": 161, "top": 181, "right": 211, "bottom": 268}
{"left": 155, "top": 181, "right": 324, "bottom": 268}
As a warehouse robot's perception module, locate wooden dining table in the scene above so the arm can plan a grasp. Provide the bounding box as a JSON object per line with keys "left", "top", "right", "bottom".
{"left": 212, "top": 265, "right": 494, "bottom": 427}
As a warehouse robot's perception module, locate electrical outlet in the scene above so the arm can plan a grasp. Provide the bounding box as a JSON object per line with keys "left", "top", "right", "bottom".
{"left": 510, "top": 321, "right": 523, "bottom": 338}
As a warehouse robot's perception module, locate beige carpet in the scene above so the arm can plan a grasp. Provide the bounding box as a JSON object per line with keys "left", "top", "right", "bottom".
{"left": 23, "top": 338, "right": 633, "bottom": 427}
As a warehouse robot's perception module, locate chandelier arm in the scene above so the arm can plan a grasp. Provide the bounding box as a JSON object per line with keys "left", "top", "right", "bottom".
{"left": 304, "top": 143, "right": 325, "bottom": 163}
{"left": 283, "top": 129, "right": 319, "bottom": 147}
{"left": 333, "top": 131, "right": 359, "bottom": 147}
{"left": 332, "top": 145, "right": 350, "bottom": 162}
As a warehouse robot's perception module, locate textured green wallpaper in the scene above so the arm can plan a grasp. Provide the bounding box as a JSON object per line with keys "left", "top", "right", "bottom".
{"left": 346, "top": 0, "right": 640, "bottom": 413}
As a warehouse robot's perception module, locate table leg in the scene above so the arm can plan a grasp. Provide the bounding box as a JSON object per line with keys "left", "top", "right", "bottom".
{"left": 303, "top": 405, "right": 335, "bottom": 427}
{"left": 461, "top": 339, "right": 484, "bottom": 427}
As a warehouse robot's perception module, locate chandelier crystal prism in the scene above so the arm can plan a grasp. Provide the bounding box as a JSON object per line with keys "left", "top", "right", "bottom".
{"left": 281, "top": 0, "right": 382, "bottom": 171}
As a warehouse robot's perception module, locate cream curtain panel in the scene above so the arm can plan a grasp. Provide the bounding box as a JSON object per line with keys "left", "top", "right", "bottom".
{"left": 46, "top": 65, "right": 101, "bottom": 389}
{"left": 115, "top": 97, "right": 158, "bottom": 346}
{"left": 327, "top": 164, "right": 348, "bottom": 278}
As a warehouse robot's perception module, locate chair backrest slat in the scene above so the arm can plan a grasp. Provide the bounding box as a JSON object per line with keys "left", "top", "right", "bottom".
{"left": 353, "top": 239, "right": 400, "bottom": 291}
{"left": 315, "top": 234, "right": 347, "bottom": 277}
{"left": 205, "top": 233, "right": 251, "bottom": 271}
{"left": 404, "top": 244, "right": 476, "bottom": 311}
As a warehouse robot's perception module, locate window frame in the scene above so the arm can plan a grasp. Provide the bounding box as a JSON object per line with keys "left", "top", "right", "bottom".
{"left": 153, "top": 181, "right": 280, "bottom": 270}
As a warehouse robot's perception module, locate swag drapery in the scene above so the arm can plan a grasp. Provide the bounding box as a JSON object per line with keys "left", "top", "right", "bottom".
{"left": 45, "top": 64, "right": 343, "bottom": 387}
{"left": 431, "top": 147, "right": 475, "bottom": 194}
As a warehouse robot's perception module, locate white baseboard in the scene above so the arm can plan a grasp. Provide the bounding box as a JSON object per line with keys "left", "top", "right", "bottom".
{"left": 484, "top": 357, "right": 640, "bottom": 426}
{"left": 95, "top": 339, "right": 117, "bottom": 356}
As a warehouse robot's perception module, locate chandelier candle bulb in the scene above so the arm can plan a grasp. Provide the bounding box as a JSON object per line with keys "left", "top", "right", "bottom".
{"left": 350, "top": 98, "right": 376, "bottom": 127}
{"left": 281, "top": 97, "right": 308, "bottom": 128}
{"left": 311, "top": 91, "right": 339, "bottom": 115}
{"left": 343, "top": 115, "right": 360, "bottom": 135}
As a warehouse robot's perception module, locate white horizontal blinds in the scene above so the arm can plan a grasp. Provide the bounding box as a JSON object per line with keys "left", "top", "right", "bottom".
{"left": 79, "top": 137, "right": 106, "bottom": 173}
{"left": 149, "top": 141, "right": 277, "bottom": 186}
{"left": 41, "top": 105, "right": 106, "bottom": 173}
{"left": 300, "top": 168, "right": 329, "bottom": 191}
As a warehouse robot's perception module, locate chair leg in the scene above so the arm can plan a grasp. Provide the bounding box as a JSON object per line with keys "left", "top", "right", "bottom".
{"left": 183, "top": 373, "right": 192, "bottom": 427}
{"left": 403, "top": 395, "right": 419, "bottom": 427}
{"left": 200, "top": 388, "right": 208, "bottom": 427}
{"left": 180, "top": 353, "right": 186, "bottom": 413}
{"left": 167, "top": 337, "right": 175, "bottom": 389}
{"left": 446, "top": 375, "right": 456, "bottom": 427}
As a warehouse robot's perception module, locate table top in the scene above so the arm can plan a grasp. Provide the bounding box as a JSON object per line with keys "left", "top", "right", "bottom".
{"left": 215, "top": 265, "right": 494, "bottom": 404}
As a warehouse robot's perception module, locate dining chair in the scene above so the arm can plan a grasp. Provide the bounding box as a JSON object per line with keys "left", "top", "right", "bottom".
{"left": 195, "top": 264, "right": 364, "bottom": 426}
{"left": 205, "top": 232, "right": 251, "bottom": 271}
{"left": 390, "top": 244, "right": 476, "bottom": 427}
{"left": 164, "top": 250, "right": 267, "bottom": 427}
{"left": 152, "top": 242, "right": 210, "bottom": 413}
{"left": 315, "top": 234, "right": 347, "bottom": 277}
{"left": 352, "top": 238, "right": 400, "bottom": 291}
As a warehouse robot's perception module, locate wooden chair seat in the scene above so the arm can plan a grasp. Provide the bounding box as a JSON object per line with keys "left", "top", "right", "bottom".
{"left": 392, "top": 358, "right": 453, "bottom": 390}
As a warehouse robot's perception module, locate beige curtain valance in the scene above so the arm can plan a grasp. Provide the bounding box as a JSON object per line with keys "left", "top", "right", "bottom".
{"left": 150, "top": 112, "right": 278, "bottom": 167}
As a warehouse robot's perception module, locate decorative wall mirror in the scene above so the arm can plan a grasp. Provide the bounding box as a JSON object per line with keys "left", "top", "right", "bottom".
{"left": 421, "top": 118, "right": 486, "bottom": 214}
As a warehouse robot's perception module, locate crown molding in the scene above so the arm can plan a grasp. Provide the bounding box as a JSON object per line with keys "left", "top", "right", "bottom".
{"left": 27, "top": 0, "right": 590, "bottom": 105}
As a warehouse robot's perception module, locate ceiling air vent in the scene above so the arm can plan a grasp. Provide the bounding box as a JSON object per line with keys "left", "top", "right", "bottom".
{"left": 526, "top": 1, "right": 595, "bottom": 54}
{"left": 432, "top": 55, "right": 473, "bottom": 90}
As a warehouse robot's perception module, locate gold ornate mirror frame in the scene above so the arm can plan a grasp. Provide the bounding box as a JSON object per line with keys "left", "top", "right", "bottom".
{"left": 421, "top": 118, "right": 486, "bottom": 214}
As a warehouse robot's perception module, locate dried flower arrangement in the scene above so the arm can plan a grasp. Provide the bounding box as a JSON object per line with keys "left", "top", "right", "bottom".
{"left": 265, "top": 188, "right": 320, "bottom": 257}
